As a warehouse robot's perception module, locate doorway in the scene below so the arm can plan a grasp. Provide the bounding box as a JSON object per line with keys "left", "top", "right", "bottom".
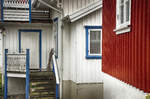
{"left": 18, "top": 30, "right": 42, "bottom": 70}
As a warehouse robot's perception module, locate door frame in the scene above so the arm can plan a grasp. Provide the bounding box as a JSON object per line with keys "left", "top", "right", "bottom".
{"left": 18, "top": 29, "right": 42, "bottom": 70}
{"left": 0, "top": 32, "right": 4, "bottom": 73}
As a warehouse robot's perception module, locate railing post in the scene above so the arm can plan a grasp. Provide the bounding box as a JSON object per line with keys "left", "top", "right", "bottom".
{"left": 1, "top": 0, "right": 4, "bottom": 22}
{"left": 39, "top": 30, "right": 42, "bottom": 71}
{"left": 18, "top": 30, "right": 21, "bottom": 53}
{"left": 26, "top": 49, "right": 30, "bottom": 99}
{"left": 29, "top": 0, "right": 31, "bottom": 23}
{"left": 56, "top": 84, "right": 59, "bottom": 99}
{"left": 4, "top": 49, "right": 8, "bottom": 99}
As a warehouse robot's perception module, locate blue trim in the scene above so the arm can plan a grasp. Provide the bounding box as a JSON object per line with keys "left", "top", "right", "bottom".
{"left": 19, "top": 31, "right": 21, "bottom": 53}
{"left": 53, "top": 18, "right": 59, "bottom": 59}
{"left": 39, "top": 31, "right": 42, "bottom": 71}
{"left": 4, "top": 49, "right": 8, "bottom": 99}
{"left": 18, "top": 29, "right": 42, "bottom": 70}
{"left": 56, "top": 84, "right": 59, "bottom": 99}
{"left": 29, "top": 0, "right": 31, "bottom": 23}
{"left": 54, "top": 17, "right": 58, "bottom": 22}
{"left": 19, "top": 29, "right": 42, "bottom": 32}
{"left": 85, "top": 26, "right": 102, "bottom": 59}
{"left": 86, "top": 56, "right": 102, "bottom": 59}
{"left": 26, "top": 49, "right": 30, "bottom": 99}
{"left": 85, "top": 26, "right": 102, "bottom": 29}
{"left": 1, "top": 0, "right": 4, "bottom": 22}
{"left": 52, "top": 61, "right": 55, "bottom": 73}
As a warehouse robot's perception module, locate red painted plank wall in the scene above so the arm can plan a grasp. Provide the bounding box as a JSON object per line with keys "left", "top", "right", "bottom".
{"left": 102, "top": 0, "right": 150, "bottom": 92}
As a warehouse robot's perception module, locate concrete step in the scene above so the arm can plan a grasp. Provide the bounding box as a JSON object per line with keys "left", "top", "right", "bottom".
{"left": 31, "top": 83, "right": 55, "bottom": 88}
{"left": 30, "top": 71, "right": 54, "bottom": 77}
{"left": 30, "top": 79, "right": 55, "bottom": 82}
{"left": 30, "top": 94, "right": 55, "bottom": 99}
{"left": 30, "top": 71, "right": 56, "bottom": 99}
{"left": 31, "top": 89, "right": 55, "bottom": 93}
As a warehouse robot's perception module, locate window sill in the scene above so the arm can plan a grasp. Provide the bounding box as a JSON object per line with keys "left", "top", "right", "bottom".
{"left": 114, "top": 25, "right": 131, "bottom": 35}
{"left": 86, "top": 55, "right": 102, "bottom": 59}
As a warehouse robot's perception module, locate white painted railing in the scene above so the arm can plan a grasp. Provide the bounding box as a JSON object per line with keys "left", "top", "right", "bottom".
{"left": 1, "top": 0, "right": 51, "bottom": 22}
{"left": 52, "top": 54, "right": 60, "bottom": 84}
{"left": 3, "top": 0, "right": 29, "bottom": 8}
{"left": 7, "top": 52, "right": 26, "bottom": 72}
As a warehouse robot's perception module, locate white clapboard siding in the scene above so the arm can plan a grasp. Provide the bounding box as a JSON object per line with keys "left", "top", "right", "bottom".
{"left": 3, "top": 9, "right": 29, "bottom": 21}
{"left": 4, "top": 25, "right": 53, "bottom": 69}
{"left": 63, "top": 0, "right": 100, "bottom": 16}
{"left": 63, "top": 9, "right": 102, "bottom": 83}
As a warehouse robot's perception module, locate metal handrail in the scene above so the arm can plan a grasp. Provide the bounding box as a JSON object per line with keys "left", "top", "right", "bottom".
{"left": 52, "top": 54, "right": 60, "bottom": 84}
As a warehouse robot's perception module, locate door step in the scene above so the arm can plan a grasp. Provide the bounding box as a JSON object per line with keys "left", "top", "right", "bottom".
{"left": 30, "top": 71, "right": 56, "bottom": 99}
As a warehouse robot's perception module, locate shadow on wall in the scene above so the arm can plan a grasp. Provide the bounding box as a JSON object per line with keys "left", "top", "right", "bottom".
{"left": 63, "top": 80, "right": 103, "bottom": 99}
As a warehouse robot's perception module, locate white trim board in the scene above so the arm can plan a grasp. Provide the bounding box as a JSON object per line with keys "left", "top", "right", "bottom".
{"left": 7, "top": 73, "right": 26, "bottom": 78}
{"left": 64, "top": 0, "right": 102, "bottom": 22}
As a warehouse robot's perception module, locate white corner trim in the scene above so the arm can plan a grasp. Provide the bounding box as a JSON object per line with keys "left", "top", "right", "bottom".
{"left": 67, "top": 0, "right": 102, "bottom": 22}
{"left": 7, "top": 73, "right": 26, "bottom": 78}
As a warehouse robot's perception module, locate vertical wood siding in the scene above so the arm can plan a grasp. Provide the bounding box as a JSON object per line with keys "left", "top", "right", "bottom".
{"left": 63, "top": 9, "right": 103, "bottom": 83}
{"left": 4, "top": 25, "right": 53, "bottom": 69}
{"left": 102, "top": 0, "right": 150, "bottom": 92}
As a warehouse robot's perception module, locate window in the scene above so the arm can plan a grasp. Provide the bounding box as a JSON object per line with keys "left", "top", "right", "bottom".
{"left": 53, "top": 18, "right": 58, "bottom": 58}
{"left": 115, "top": 0, "right": 131, "bottom": 34}
{"left": 85, "top": 26, "right": 102, "bottom": 59}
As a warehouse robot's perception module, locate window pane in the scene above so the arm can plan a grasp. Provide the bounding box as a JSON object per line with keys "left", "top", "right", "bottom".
{"left": 120, "top": 5, "right": 124, "bottom": 24}
{"left": 90, "top": 31, "right": 101, "bottom": 54}
{"left": 126, "top": 0, "right": 130, "bottom": 22}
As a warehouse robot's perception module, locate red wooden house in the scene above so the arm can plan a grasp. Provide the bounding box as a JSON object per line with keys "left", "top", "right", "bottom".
{"left": 102, "top": 0, "right": 150, "bottom": 93}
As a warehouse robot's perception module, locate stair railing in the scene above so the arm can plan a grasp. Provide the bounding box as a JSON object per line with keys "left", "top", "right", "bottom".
{"left": 52, "top": 53, "right": 60, "bottom": 99}
{"left": 47, "top": 48, "right": 60, "bottom": 99}
{"left": 1, "top": 0, "right": 31, "bottom": 22}
{"left": 4, "top": 49, "right": 30, "bottom": 99}
{"left": 3, "top": 0, "right": 29, "bottom": 8}
{"left": 52, "top": 53, "right": 60, "bottom": 84}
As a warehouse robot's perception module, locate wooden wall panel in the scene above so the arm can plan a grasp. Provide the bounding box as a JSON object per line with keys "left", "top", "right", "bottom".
{"left": 102, "top": 0, "right": 150, "bottom": 93}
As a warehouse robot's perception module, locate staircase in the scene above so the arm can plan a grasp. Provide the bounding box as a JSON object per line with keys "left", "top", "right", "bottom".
{"left": 30, "top": 71, "right": 56, "bottom": 99}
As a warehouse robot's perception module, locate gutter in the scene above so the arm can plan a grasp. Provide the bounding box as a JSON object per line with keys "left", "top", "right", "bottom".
{"left": 63, "top": 0, "right": 102, "bottom": 23}
{"left": 38, "top": 0, "right": 62, "bottom": 13}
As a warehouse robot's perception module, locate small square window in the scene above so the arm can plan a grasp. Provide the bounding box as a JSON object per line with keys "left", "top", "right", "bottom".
{"left": 115, "top": 0, "right": 131, "bottom": 34}
{"left": 85, "top": 26, "right": 102, "bottom": 59}
{"left": 89, "top": 30, "right": 101, "bottom": 55}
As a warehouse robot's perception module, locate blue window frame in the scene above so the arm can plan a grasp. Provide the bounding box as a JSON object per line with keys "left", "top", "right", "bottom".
{"left": 53, "top": 18, "right": 58, "bottom": 58}
{"left": 85, "top": 26, "right": 102, "bottom": 59}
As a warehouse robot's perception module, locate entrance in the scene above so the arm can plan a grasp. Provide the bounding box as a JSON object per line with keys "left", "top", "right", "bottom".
{"left": 19, "top": 30, "right": 42, "bottom": 69}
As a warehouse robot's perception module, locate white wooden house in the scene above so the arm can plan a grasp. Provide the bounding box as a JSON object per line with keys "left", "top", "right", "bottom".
{"left": 0, "top": 0, "right": 103, "bottom": 99}
{"left": 60, "top": 0, "right": 103, "bottom": 99}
